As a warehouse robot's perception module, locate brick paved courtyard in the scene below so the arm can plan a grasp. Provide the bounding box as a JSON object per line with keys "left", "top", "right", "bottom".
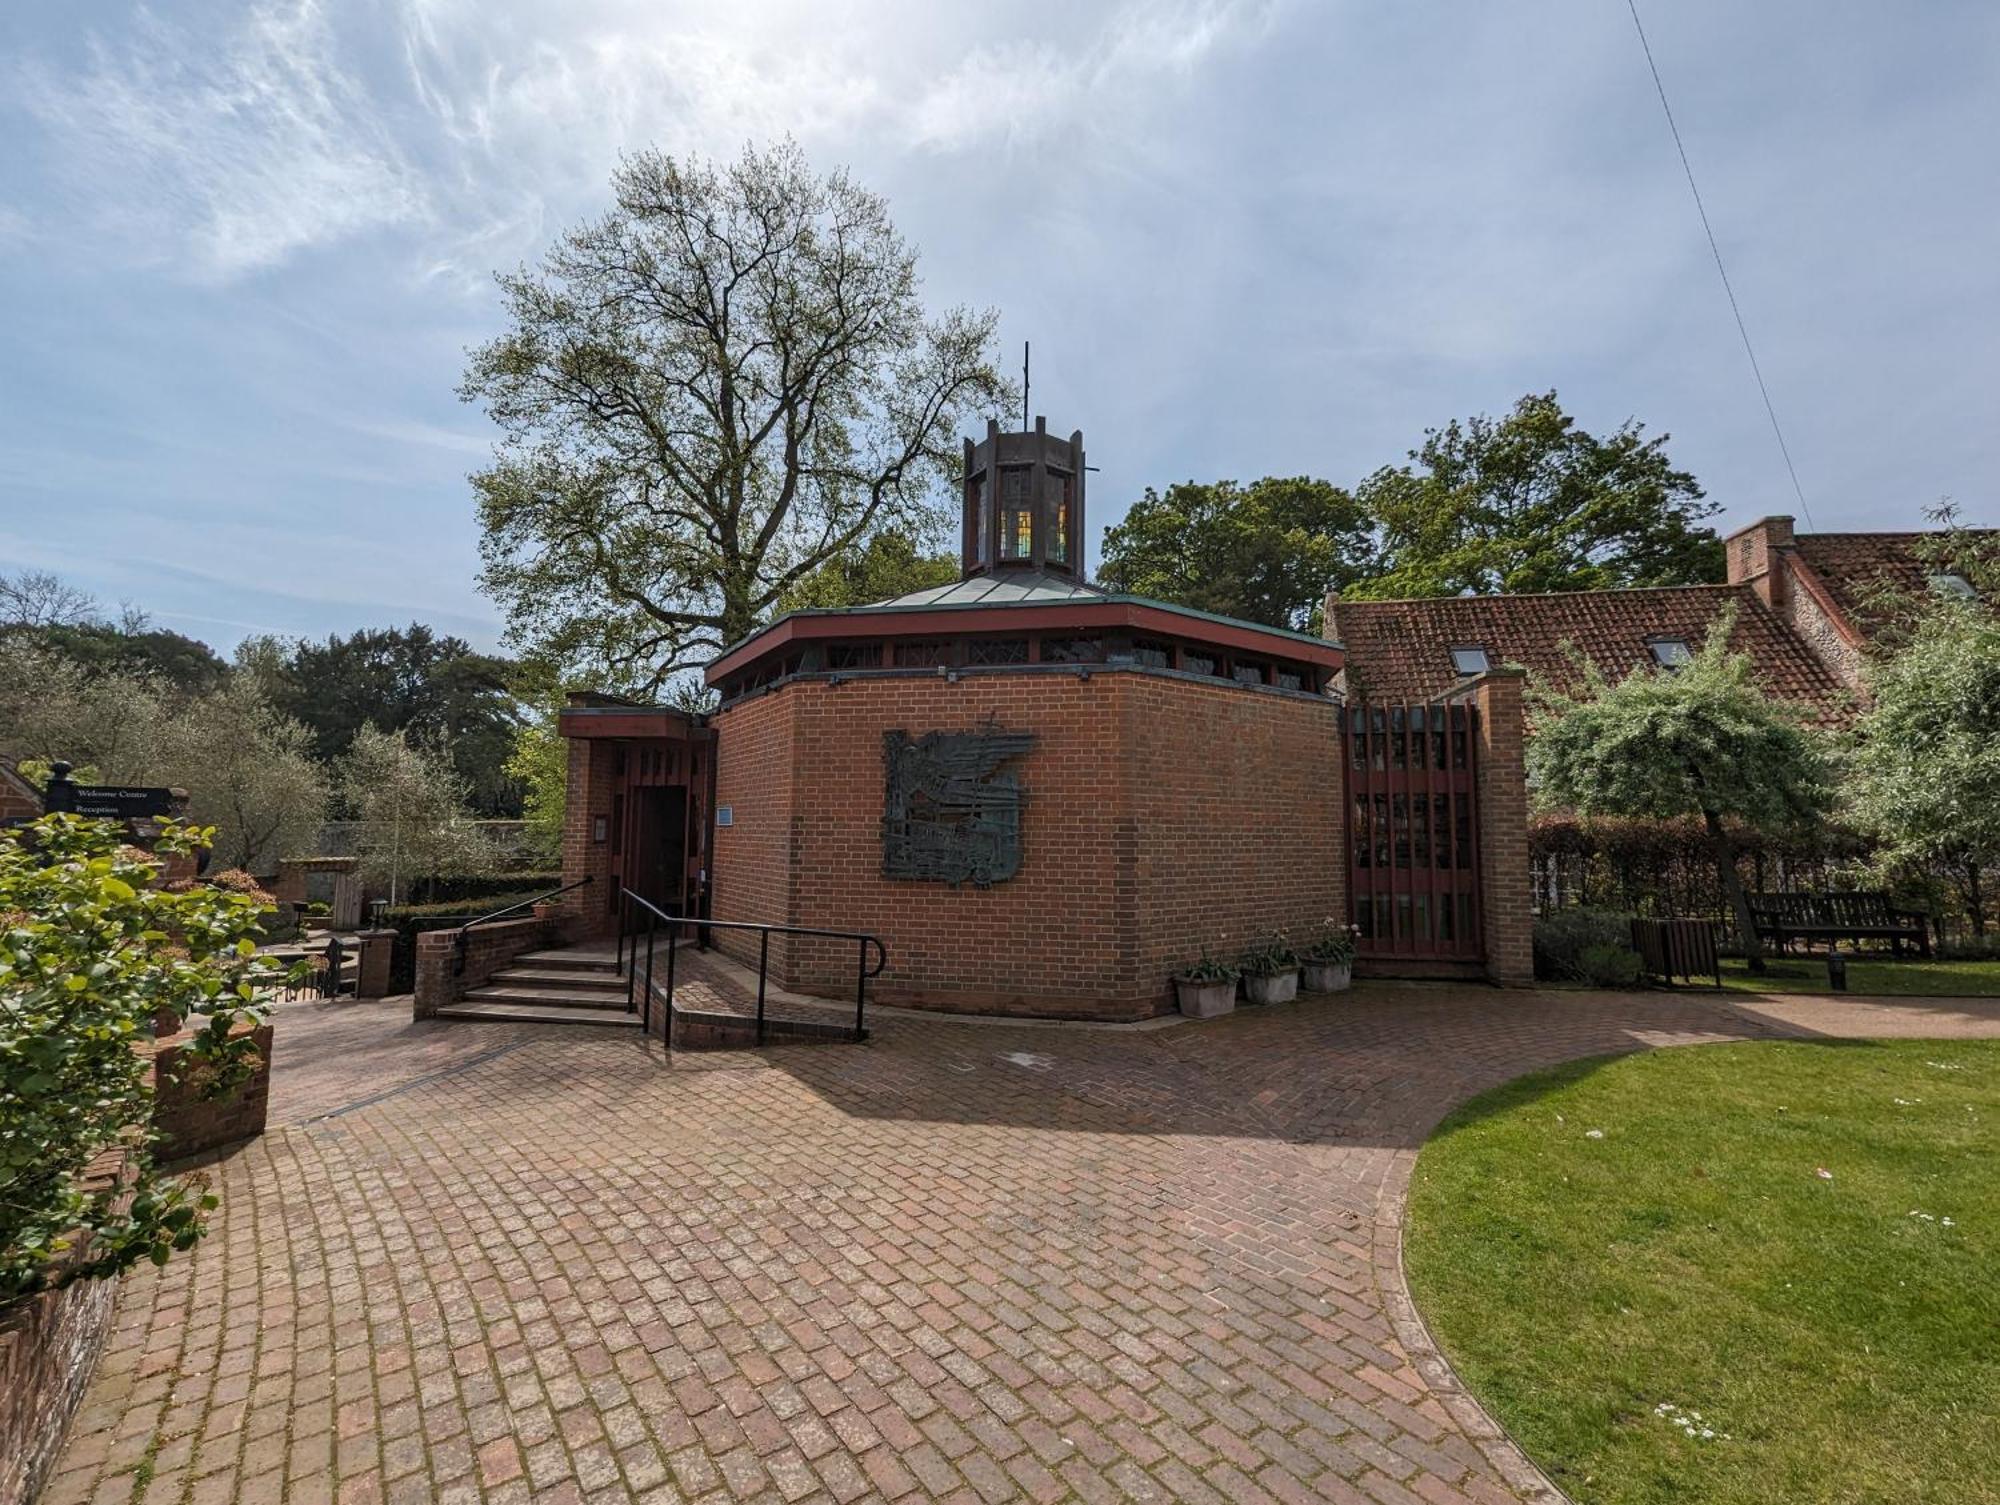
{"left": 44, "top": 984, "right": 2000, "bottom": 1505}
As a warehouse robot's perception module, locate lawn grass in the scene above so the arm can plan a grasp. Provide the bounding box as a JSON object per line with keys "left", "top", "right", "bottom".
{"left": 1718, "top": 955, "right": 2000, "bottom": 996}
{"left": 1404, "top": 1040, "right": 2000, "bottom": 1505}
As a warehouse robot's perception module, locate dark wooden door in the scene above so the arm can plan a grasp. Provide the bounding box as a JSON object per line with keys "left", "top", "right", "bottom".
{"left": 1345, "top": 699, "right": 1483, "bottom": 961}
{"left": 628, "top": 786, "right": 689, "bottom": 915}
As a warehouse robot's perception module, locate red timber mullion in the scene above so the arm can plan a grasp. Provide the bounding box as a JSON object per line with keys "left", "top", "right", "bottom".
{"left": 1464, "top": 699, "right": 1484, "bottom": 959}
{"left": 1420, "top": 699, "right": 1439, "bottom": 956}
{"left": 1385, "top": 702, "right": 1401, "bottom": 950}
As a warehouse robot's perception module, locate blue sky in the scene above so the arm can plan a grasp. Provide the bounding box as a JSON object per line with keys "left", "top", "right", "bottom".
{"left": 2, "top": 0, "right": 1995, "bottom": 655}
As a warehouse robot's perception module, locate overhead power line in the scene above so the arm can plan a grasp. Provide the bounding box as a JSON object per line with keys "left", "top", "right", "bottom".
{"left": 1625, "top": 0, "right": 1816, "bottom": 530}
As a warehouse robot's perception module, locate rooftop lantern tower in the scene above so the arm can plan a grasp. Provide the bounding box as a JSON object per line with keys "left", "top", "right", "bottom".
{"left": 960, "top": 416, "right": 1086, "bottom": 582}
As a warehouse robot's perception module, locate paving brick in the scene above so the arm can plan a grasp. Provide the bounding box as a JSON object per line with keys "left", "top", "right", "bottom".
{"left": 43, "top": 986, "right": 2000, "bottom": 1503}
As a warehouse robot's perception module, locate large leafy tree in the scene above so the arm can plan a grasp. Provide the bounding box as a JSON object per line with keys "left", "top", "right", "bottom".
{"left": 0, "top": 642, "right": 325, "bottom": 871}
{"left": 464, "top": 141, "right": 1009, "bottom": 691}
{"left": 336, "top": 726, "right": 493, "bottom": 904}
{"left": 1349, "top": 392, "right": 1723, "bottom": 599}
{"left": 1098, "top": 477, "right": 1376, "bottom": 632}
{"left": 1848, "top": 515, "right": 2000, "bottom": 933}
{"left": 775, "top": 530, "right": 957, "bottom": 613}
{"left": 244, "top": 625, "right": 522, "bottom": 815}
{"left": 1527, "top": 612, "right": 1833, "bottom": 969}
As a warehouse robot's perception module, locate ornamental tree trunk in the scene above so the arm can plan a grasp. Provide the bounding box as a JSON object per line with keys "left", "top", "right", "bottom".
{"left": 1704, "top": 806, "right": 1765, "bottom": 973}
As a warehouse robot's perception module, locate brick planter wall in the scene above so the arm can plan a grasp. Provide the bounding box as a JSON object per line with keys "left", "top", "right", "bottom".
{"left": 149, "top": 1023, "right": 274, "bottom": 1161}
{"left": 0, "top": 1152, "right": 130, "bottom": 1505}
{"left": 413, "top": 916, "right": 554, "bottom": 1018}
{"left": 710, "top": 668, "right": 1345, "bottom": 1020}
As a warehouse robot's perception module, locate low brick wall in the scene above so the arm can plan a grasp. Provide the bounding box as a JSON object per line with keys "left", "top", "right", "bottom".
{"left": 0, "top": 1152, "right": 130, "bottom": 1505}
{"left": 667, "top": 1007, "right": 857, "bottom": 1051}
{"left": 149, "top": 1023, "right": 274, "bottom": 1161}
{"left": 413, "top": 916, "right": 553, "bottom": 1018}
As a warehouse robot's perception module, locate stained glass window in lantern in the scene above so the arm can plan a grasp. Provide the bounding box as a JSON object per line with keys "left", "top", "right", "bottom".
{"left": 1045, "top": 468, "right": 1073, "bottom": 564}
{"left": 999, "top": 467, "right": 1033, "bottom": 559}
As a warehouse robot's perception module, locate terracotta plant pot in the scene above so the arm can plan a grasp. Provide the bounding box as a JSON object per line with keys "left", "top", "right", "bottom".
{"left": 1302, "top": 960, "right": 1352, "bottom": 993}
{"left": 1242, "top": 968, "right": 1299, "bottom": 1005}
{"left": 1173, "top": 976, "right": 1237, "bottom": 1019}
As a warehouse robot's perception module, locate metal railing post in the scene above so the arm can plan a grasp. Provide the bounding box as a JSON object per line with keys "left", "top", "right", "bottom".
{"left": 756, "top": 930, "right": 769, "bottom": 1046}
{"left": 664, "top": 919, "right": 678, "bottom": 1046}
{"left": 640, "top": 912, "right": 653, "bottom": 1018}
{"left": 854, "top": 938, "right": 867, "bottom": 1041}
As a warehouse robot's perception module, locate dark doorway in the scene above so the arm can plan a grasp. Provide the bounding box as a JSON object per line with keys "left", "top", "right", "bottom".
{"left": 628, "top": 786, "right": 689, "bottom": 915}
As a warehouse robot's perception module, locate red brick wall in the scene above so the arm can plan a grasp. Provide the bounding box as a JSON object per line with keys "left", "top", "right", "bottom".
{"left": 149, "top": 1023, "right": 274, "bottom": 1160}
{"left": 558, "top": 739, "right": 621, "bottom": 940}
{"left": 709, "top": 670, "right": 1346, "bottom": 1020}
{"left": 413, "top": 916, "right": 553, "bottom": 1017}
{"left": 1471, "top": 673, "right": 1534, "bottom": 986}
{"left": 0, "top": 1152, "right": 127, "bottom": 1505}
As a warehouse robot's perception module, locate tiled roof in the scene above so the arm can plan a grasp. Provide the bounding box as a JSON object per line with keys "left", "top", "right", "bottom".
{"left": 1792, "top": 532, "right": 1958, "bottom": 637}
{"left": 1331, "top": 583, "right": 1850, "bottom": 716}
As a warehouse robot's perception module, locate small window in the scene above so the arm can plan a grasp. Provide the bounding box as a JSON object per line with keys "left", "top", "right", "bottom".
{"left": 965, "top": 637, "right": 1029, "bottom": 666}
{"left": 1128, "top": 639, "right": 1171, "bottom": 669}
{"left": 1647, "top": 637, "right": 1692, "bottom": 669}
{"left": 1931, "top": 572, "right": 1978, "bottom": 600}
{"left": 827, "top": 642, "right": 881, "bottom": 670}
{"left": 1450, "top": 645, "right": 1490, "bottom": 676}
{"left": 1039, "top": 636, "right": 1103, "bottom": 664}
{"left": 999, "top": 468, "right": 1033, "bottom": 559}
{"left": 1275, "top": 669, "right": 1304, "bottom": 692}
{"left": 1182, "top": 652, "right": 1216, "bottom": 677}
{"left": 1232, "top": 664, "right": 1266, "bottom": 686}
{"left": 893, "top": 640, "right": 954, "bottom": 668}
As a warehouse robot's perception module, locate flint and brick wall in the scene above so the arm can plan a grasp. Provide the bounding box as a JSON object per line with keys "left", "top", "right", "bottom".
{"left": 710, "top": 669, "right": 1346, "bottom": 1020}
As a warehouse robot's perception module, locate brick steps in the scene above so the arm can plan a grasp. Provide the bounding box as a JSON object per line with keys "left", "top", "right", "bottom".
{"left": 482, "top": 968, "right": 627, "bottom": 993}
{"left": 459, "top": 984, "right": 636, "bottom": 1008}
{"left": 434, "top": 1001, "right": 641, "bottom": 1027}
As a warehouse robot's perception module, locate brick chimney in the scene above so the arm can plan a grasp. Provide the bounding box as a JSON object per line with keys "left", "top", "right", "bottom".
{"left": 1724, "top": 515, "right": 1795, "bottom": 609}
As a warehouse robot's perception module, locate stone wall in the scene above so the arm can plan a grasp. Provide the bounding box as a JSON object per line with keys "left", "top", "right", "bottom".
{"left": 710, "top": 667, "right": 1347, "bottom": 1020}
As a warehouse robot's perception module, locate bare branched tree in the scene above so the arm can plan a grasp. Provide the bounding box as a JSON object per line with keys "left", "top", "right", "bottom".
{"left": 463, "top": 141, "right": 1011, "bottom": 693}
{"left": 0, "top": 569, "right": 100, "bottom": 630}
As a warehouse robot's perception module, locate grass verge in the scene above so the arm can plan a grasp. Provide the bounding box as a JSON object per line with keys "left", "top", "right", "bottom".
{"left": 1404, "top": 1039, "right": 1999, "bottom": 1505}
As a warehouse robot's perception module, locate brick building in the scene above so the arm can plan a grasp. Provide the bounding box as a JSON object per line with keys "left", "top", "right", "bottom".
{"left": 552, "top": 418, "right": 1533, "bottom": 1019}
{"left": 1327, "top": 516, "right": 1973, "bottom": 715}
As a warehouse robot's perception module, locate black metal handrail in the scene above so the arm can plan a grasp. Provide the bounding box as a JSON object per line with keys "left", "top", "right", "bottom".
{"left": 617, "top": 890, "right": 886, "bottom": 1045}
{"left": 452, "top": 875, "right": 593, "bottom": 975}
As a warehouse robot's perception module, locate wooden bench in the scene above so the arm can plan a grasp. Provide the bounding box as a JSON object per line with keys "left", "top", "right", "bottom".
{"left": 1630, "top": 917, "right": 1721, "bottom": 988}
{"left": 1746, "top": 891, "right": 1932, "bottom": 958}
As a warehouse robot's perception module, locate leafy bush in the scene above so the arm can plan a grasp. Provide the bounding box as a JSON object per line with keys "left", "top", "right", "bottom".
{"left": 1, "top": 815, "right": 290, "bottom": 1303}
{"left": 377, "top": 892, "right": 553, "bottom": 991}
{"left": 412, "top": 872, "right": 562, "bottom": 905}
{"left": 1534, "top": 907, "right": 1638, "bottom": 983}
{"left": 1577, "top": 943, "right": 1644, "bottom": 989}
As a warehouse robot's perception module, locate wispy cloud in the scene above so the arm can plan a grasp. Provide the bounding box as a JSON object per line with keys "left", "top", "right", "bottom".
{"left": 17, "top": 0, "right": 427, "bottom": 280}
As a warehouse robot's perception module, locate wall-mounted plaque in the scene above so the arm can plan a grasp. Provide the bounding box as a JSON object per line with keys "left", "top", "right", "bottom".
{"left": 882, "top": 725, "right": 1035, "bottom": 886}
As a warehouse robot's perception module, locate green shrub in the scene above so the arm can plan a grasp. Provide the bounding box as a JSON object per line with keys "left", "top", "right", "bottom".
{"left": 1, "top": 815, "right": 295, "bottom": 1303}
{"left": 1534, "top": 907, "right": 1637, "bottom": 982}
{"left": 1577, "top": 942, "right": 1644, "bottom": 988}
{"left": 377, "top": 892, "right": 553, "bottom": 991}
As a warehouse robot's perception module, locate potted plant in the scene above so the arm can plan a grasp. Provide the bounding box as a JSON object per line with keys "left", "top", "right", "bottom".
{"left": 1301, "top": 922, "right": 1358, "bottom": 993}
{"left": 1173, "top": 952, "right": 1240, "bottom": 1018}
{"left": 1240, "top": 933, "right": 1299, "bottom": 1005}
